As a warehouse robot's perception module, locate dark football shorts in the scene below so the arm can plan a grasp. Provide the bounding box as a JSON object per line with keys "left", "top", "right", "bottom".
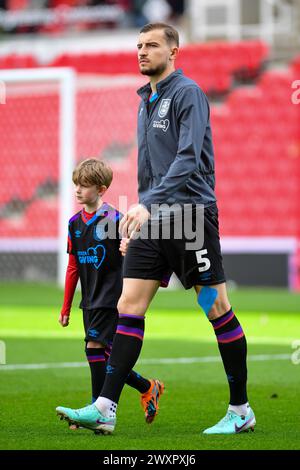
{"left": 83, "top": 308, "right": 118, "bottom": 346}
{"left": 123, "top": 203, "right": 226, "bottom": 289}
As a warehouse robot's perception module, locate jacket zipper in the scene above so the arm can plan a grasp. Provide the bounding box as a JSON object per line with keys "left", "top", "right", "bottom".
{"left": 144, "top": 103, "right": 154, "bottom": 182}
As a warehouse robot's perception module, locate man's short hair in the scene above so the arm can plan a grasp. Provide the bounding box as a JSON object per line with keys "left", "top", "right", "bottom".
{"left": 140, "top": 23, "right": 179, "bottom": 47}
{"left": 72, "top": 158, "right": 113, "bottom": 189}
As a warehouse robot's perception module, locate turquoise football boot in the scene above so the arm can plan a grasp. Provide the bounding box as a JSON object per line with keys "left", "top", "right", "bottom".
{"left": 56, "top": 404, "right": 116, "bottom": 435}
{"left": 203, "top": 408, "right": 256, "bottom": 434}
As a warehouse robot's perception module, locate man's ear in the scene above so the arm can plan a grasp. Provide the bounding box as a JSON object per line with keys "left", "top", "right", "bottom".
{"left": 170, "top": 47, "right": 179, "bottom": 61}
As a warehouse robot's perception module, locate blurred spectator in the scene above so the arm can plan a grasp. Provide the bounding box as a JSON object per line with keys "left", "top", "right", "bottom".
{"left": 142, "top": 0, "right": 171, "bottom": 23}
{"left": 167, "top": 0, "right": 184, "bottom": 19}
{"left": 128, "top": 0, "right": 148, "bottom": 27}
{"left": 127, "top": 0, "right": 185, "bottom": 27}
{"left": 30, "top": 1, "right": 48, "bottom": 7}
{"left": 0, "top": 0, "right": 187, "bottom": 34}
{"left": 48, "top": 1, "right": 84, "bottom": 6}
{"left": 7, "top": 0, "right": 28, "bottom": 9}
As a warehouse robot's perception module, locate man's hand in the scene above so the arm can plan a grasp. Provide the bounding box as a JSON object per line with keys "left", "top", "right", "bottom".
{"left": 119, "top": 238, "right": 130, "bottom": 257}
{"left": 119, "top": 204, "right": 150, "bottom": 238}
{"left": 59, "top": 313, "right": 70, "bottom": 327}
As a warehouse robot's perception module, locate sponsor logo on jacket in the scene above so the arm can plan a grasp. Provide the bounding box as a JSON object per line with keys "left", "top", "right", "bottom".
{"left": 153, "top": 119, "right": 170, "bottom": 132}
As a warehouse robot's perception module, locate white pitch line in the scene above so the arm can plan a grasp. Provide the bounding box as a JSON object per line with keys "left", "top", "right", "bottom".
{"left": 0, "top": 353, "right": 291, "bottom": 371}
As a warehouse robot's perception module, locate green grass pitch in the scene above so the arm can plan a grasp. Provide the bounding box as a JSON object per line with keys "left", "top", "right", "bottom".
{"left": 0, "top": 283, "right": 300, "bottom": 450}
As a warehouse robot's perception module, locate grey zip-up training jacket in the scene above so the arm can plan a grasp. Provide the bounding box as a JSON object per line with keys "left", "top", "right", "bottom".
{"left": 136, "top": 69, "right": 216, "bottom": 211}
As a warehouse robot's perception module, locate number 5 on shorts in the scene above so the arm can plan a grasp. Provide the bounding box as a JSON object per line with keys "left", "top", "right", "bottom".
{"left": 196, "top": 249, "right": 211, "bottom": 272}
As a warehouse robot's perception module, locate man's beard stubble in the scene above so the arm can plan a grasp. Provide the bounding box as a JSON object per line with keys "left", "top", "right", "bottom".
{"left": 140, "top": 62, "right": 167, "bottom": 77}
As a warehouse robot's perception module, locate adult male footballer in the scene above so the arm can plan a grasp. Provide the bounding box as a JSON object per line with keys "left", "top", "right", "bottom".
{"left": 56, "top": 23, "right": 256, "bottom": 435}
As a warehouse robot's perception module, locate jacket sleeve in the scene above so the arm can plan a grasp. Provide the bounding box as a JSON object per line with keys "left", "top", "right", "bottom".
{"left": 140, "top": 85, "right": 209, "bottom": 210}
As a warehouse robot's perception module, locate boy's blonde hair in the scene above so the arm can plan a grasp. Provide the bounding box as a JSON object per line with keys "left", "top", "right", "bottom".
{"left": 72, "top": 158, "right": 113, "bottom": 189}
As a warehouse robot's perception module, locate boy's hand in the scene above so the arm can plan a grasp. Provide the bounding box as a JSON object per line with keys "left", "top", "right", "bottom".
{"left": 119, "top": 238, "right": 130, "bottom": 256}
{"left": 59, "top": 313, "right": 70, "bottom": 327}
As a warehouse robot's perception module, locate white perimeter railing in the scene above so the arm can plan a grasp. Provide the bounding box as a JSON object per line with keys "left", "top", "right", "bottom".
{"left": 187, "top": 0, "right": 294, "bottom": 44}
{"left": 0, "top": 5, "right": 125, "bottom": 31}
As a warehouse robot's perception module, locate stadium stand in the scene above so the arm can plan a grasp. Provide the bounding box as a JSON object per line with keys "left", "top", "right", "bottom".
{"left": 0, "top": 54, "right": 38, "bottom": 69}
{"left": 292, "top": 55, "right": 300, "bottom": 75}
{"left": 213, "top": 66, "right": 300, "bottom": 237}
{"left": 0, "top": 41, "right": 268, "bottom": 96}
{"left": 46, "top": 40, "right": 268, "bottom": 96}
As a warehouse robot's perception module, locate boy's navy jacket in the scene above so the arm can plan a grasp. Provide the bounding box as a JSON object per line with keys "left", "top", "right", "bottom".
{"left": 137, "top": 69, "right": 216, "bottom": 211}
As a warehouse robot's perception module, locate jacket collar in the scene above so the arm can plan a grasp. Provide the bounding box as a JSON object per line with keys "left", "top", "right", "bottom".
{"left": 137, "top": 69, "right": 183, "bottom": 102}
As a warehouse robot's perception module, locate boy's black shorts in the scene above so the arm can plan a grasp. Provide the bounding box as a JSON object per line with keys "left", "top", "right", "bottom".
{"left": 83, "top": 308, "right": 118, "bottom": 346}
{"left": 123, "top": 203, "right": 226, "bottom": 289}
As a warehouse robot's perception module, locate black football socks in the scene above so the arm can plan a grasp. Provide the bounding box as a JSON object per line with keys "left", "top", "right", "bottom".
{"left": 85, "top": 347, "right": 106, "bottom": 403}
{"left": 126, "top": 371, "right": 151, "bottom": 394}
{"left": 104, "top": 333, "right": 151, "bottom": 394}
{"left": 100, "top": 314, "right": 145, "bottom": 403}
{"left": 210, "top": 309, "right": 248, "bottom": 405}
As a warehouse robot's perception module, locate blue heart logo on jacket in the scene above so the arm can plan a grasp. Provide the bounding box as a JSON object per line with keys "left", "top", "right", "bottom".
{"left": 87, "top": 245, "right": 106, "bottom": 269}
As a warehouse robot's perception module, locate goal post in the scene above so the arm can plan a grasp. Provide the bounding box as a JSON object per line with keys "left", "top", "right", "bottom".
{"left": 0, "top": 67, "right": 76, "bottom": 287}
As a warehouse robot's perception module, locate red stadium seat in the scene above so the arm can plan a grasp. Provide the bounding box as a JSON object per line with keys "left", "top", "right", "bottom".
{"left": 23, "top": 199, "right": 58, "bottom": 237}
{"left": 0, "top": 54, "right": 39, "bottom": 69}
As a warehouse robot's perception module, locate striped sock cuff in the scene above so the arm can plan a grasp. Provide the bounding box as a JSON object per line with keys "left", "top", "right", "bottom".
{"left": 211, "top": 309, "right": 245, "bottom": 344}
{"left": 211, "top": 309, "right": 235, "bottom": 330}
{"left": 217, "top": 325, "right": 245, "bottom": 344}
{"left": 104, "top": 342, "right": 113, "bottom": 360}
{"left": 87, "top": 355, "right": 106, "bottom": 363}
{"left": 116, "top": 314, "right": 145, "bottom": 341}
{"left": 119, "top": 313, "right": 145, "bottom": 319}
{"left": 116, "top": 325, "right": 144, "bottom": 341}
{"left": 85, "top": 347, "right": 106, "bottom": 363}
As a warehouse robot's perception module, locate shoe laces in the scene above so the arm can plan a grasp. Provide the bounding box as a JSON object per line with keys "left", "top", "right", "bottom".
{"left": 147, "top": 389, "right": 158, "bottom": 407}
{"left": 75, "top": 404, "right": 95, "bottom": 416}
{"left": 218, "top": 411, "right": 237, "bottom": 427}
